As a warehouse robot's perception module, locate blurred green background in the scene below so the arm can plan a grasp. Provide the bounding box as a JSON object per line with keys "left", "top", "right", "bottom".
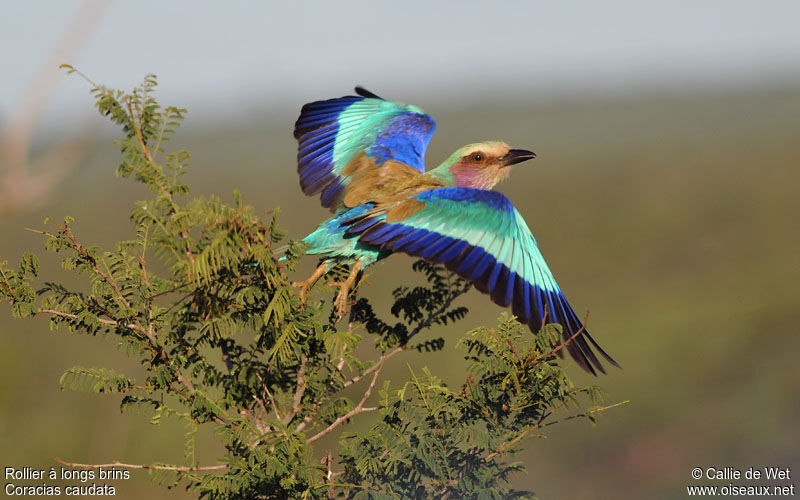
{"left": 2, "top": 2, "right": 799, "bottom": 498}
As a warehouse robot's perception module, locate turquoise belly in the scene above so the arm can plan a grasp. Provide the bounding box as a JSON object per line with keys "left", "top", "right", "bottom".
{"left": 302, "top": 204, "right": 389, "bottom": 267}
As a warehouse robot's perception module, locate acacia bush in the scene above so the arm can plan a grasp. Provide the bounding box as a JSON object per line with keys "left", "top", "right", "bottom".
{"left": 0, "top": 71, "right": 618, "bottom": 499}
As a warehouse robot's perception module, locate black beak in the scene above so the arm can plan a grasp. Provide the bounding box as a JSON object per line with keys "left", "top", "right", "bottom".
{"left": 501, "top": 149, "right": 537, "bottom": 166}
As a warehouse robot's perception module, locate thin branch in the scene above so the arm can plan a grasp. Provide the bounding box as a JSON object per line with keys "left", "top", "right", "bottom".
{"left": 485, "top": 426, "right": 548, "bottom": 461}
{"left": 181, "top": 232, "right": 197, "bottom": 265}
{"left": 250, "top": 396, "right": 273, "bottom": 435}
{"left": 55, "top": 458, "right": 227, "bottom": 473}
{"left": 60, "top": 229, "right": 128, "bottom": 309}
{"left": 342, "top": 345, "right": 404, "bottom": 390}
{"left": 138, "top": 227, "right": 157, "bottom": 343}
{"left": 38, "top": 308, "right": 146, "bottom": 335}
{"left": 257, "top": 373, "right": 282, "bottom": 421}
{"left": 299, "top": 276, "right": 467, "bottom": 435}
{"left": 323, "top": 451, "right": 335, "bottom": 499}
{"left": 147, "top": 280, "right": 192, "bottom": 300}
{"left": 540, "top": 400, "right": 630, "bottom": 429}
{"left": 484, "top": 400, "right": 629, "bottom": 462}
{"left": 0, "top": 266, "right": 17, "bottom": 300}
{"left": 122, "top": 96, "right": 198, "bottom": 269}
{"left": 282, "top": 354, "right": 308, "bottom": 425}
{"left": 125, "top": 97, "right": 154, "bottom": 163}
{"left": 307, "top": 362, "right": 383, "bottom": 444}
{"left": 506, "top": 338, "right": 524, "bottom": 366}
{"left": 176, "top": 373, "right": 195, "bottom": 393}
{"left": 295, "top": 345, "right": 405, "bottom": 434}
{"left": 56, "top": 226, "right": 159, "bottom": 346}
{"left": 293, "top": 411, "right": 314, "bottom": 434}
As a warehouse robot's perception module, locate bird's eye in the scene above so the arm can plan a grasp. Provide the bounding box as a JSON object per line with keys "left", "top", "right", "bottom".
{"left": 472, "top": 153, "right": 483, "bottom": 162}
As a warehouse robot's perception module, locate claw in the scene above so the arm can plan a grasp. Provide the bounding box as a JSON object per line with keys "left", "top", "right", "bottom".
{"left": 327, "top": 260, "right": 362, "bottom": 320}
{"left": 291, "top": 263, "right": 328, "bottom": 305}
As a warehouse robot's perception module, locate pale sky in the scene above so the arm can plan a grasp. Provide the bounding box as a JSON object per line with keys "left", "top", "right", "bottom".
{"left": 2, "top": 0, "right": 799, "bottom": 127}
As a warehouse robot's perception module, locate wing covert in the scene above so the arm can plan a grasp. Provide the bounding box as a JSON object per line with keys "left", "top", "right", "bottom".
{"left": 294, "top": 88, "right": 436, "bottom": 211}
{"left": 347, "top": 187, "right": 619, "bottom": 375}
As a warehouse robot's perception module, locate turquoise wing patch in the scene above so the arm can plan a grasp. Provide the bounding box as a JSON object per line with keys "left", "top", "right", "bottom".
{"left": 294, "top": 88, "right": 436, "bottom": 210}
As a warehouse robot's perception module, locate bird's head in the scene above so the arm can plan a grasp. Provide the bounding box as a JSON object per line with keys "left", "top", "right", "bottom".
{"left": 432, "top": 141, "right": 536, "bottom": 190}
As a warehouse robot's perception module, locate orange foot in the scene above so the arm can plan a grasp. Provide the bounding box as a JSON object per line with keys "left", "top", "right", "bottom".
{"left": 292, "top": 263, "right": 328, "bottom": 305}
{"left": 328, "top": 260, "right": 362, "bottom": 320}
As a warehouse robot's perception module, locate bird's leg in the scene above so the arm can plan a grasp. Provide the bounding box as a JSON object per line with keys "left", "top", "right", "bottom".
{"left": 328, "top": 260, "right": 363, "bottom": 320}
{"left": 292, "top": 262, "right": 329, "bottom": 305}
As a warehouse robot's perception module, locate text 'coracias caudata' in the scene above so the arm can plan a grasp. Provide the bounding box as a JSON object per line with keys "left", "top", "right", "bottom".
{"left": 290, "top": 87, "right": 619, "bottom": 375}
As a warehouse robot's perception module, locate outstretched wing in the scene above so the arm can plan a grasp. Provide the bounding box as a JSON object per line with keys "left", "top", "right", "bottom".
{"left": 294, "top": 87, "right": 437, "bottom": 211}
{"left": 346, "top": 187, "right": 619, "bottom": 375}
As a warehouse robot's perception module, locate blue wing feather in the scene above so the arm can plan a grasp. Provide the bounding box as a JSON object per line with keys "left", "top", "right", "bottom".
{"left": 294, "top": 90, "right": 436, "bottom": 210}
{"left": 351, "top": 187, "right": 618, "bottom": 375}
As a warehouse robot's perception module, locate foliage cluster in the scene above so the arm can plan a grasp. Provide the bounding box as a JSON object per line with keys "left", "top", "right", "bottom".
{"left": 0, "top": 72, "right": 613, "bottom": 499}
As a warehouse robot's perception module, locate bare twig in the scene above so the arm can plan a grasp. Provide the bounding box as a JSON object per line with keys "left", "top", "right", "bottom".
{"left": 307, "top": 362, "right": 383, "bottom": 444}
{"left": 342, "top": 345, "right": 404, "bottom": 390}
{"left": 282, "top": 354, "right": 308, "bottom": 425}
{"left": 55, "top": 458, "right": 228, "bottom": 473}
{"left": 295, "top": 346, "right": 404, "bottom": 434}
{"left": 38, "top": 308, "right": 143, "bottom": 334}
{"left": 176, "top": 373, "right": 195, "bottom": 393}
{"left": 256, "top": 373, "right": 282, "bottom": 421}
{"left": 323, "top": 451, "right": 335, "bottom": 499}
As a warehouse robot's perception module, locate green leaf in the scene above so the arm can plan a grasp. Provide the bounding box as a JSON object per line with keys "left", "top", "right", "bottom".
{"left": 59, "top": 367, "right": 136, "bottom": 394}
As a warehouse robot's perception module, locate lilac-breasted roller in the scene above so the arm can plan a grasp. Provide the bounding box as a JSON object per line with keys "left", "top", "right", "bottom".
{"left": 291, "top": 88, "right": 618, "bottom": 375}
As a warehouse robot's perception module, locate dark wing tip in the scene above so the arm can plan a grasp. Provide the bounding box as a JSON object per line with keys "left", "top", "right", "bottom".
{"left": 563, "top": 327, "right": 621, "bottom": 376}
{"left": 354, "top": 86, "right": 384, "bottom": 99}
{"left": 584, "top": 330, "right": 622, "bottom": 370}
